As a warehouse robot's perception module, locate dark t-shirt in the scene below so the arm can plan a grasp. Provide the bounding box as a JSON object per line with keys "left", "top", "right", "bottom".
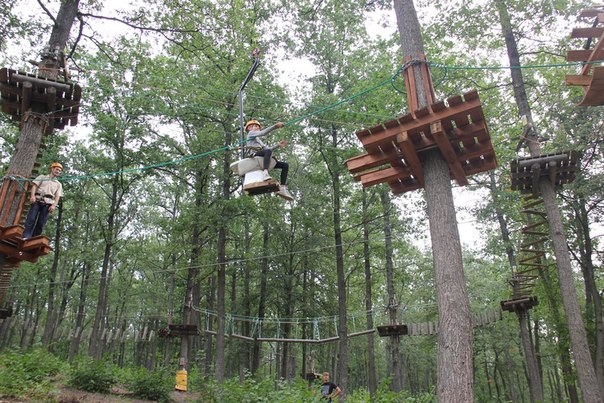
{"left": 321, "top": 381, "right": 338, "bottom": 401}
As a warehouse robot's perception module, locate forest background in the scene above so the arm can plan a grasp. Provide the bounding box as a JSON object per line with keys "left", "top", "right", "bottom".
{"left": 0, "top": 0, "right": 603, "bottom": 402}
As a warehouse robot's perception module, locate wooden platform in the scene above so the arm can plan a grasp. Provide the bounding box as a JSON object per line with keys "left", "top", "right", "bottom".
{"left": 510, "top": 151, "right": 580, "bottom": 194}
{"left": 0, "top": 308, "right": 12, "bottom": 319}
{"left": 0, "top": 225, "right": 52, "bottom": 263}
{"left": 345, "top": 90, "right": 497, "bottom": 194}
{"left": 243, "top": 179, "right": 280, "bottom": 196}
{"left": 158, "top": 324, "right": 200, "bottom": 338}
{"left": 501, "top": 296, "right": 539, "bottom": 313}
{"left": 377, "top": 324, "right": 408, "bottom": 337}
{"left": 0, "top": 67, "right": 81, "bottom": 133}
{"left": 565, "top": 8, "right": 604, "bottom": 106}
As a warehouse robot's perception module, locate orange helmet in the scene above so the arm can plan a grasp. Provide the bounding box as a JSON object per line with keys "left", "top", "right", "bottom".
{"left": 245, "top": 120, "right": 261, "bottom": 131}
{"left": 50, "top": 162, "right": 63, "bottom": 170}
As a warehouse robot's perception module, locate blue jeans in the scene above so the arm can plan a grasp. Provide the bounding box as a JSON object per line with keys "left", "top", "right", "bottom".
{"left": 23, "top": 202, "right": 51, "bottom": 238}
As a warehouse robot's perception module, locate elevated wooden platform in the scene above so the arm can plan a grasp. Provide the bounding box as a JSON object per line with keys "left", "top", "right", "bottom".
{"left": 158, "top": 324, "right": 200, "bottom": 338}
{"left": 510, "top": 151, "right": 580, "bottom": 194}
{"left": 501, "top": 296, "right": 539, "bottom": 313}
{"left": 566, "top": 8, "right": 604, "bottom": 106}
{"left": 0, "top": 225, "right": 52, "bottom": 263}
{"left": 377, "top": 324, "right": 408, "bottom": 337}
{"left": 243, "top": 178, "right": 280, "bottom": 196}
{"left": 0, "top": 67, "right": 81, "bottom": 133}
{"left": 346, "top": 90, "right": 496, "bottom": 194}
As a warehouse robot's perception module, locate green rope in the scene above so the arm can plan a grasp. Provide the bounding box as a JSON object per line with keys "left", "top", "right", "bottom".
{"left": 284, "top": 66, "right": 404, "bottom": 126}
{"left": 429, "top": 60, "right": 604, "bottom": 70}
{"left": 14, "top": 58, "right": 595, "bottom": 183}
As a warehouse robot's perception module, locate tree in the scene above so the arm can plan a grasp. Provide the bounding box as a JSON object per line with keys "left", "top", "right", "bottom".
{"left": 393, "top": 0, "right": 474, "bottom": 400}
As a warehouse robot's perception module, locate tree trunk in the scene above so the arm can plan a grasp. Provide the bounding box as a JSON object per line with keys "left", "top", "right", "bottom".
{"left": 573, "top": 197, "right": 604, "bottom": 393}
{"left": 362, "top": 189, "right": 377, "bottom": 397}
{"left": 251, "top": 222, "right": 270, "bottom": 373}
{"left": 89, "top": 180, "right": 119, "bottom": 359}
{"left": 41, "top": 201, "right": 63, "bottom": 347}
{"left": 490, "top": 170, "right": 544, "bottom": 401}
{"left": 494, "top": 0, "right": 601, "bottom": 400}
{"left": 380, "top": 189, "right": 403, "bottom": 392}
{"left": 328, "top": 127, "right": 348, "bottom": 396}
{"left": 68, "top": 261, "right": 90, "bottom": 361}
{"left": 393, "top": 1, "right": 474, "bottom": 400}
{"left": 541, "top": 181, "right": 601, "bottom": 402}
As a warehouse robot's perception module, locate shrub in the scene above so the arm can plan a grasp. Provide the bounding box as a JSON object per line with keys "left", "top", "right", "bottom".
{"left": 68, "top": 357, "right": 117, "bottom": 394}
{"left": 126, "top": 368, "right": 173, "bottom": 403}
{"left": 0, "top": 348, "right": 66, "bottom": 399}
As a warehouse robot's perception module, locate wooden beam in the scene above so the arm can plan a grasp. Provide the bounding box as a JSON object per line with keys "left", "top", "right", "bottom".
{"left": 397, "top": 131, "right": 424, "bottom": 185}
{"left": 571, "top": 27, "right": 604, "bottom": 39}
{"left": 431, "top": 121, "right": 468, "bottom": 186}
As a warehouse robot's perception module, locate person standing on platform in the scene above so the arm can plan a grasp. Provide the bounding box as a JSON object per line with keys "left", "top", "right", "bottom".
{"left": 22, "top": 162, "right": 63, "bottom": 239}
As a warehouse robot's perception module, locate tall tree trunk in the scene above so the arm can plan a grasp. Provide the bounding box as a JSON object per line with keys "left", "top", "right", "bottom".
{"left": 494, "top": 1, "right": 601, "bottom": 400}
{"left": 489, "top": 171, "right": 544, "bottom": 401}
{"left": 573, "top": 197, "right": 604, "bottom": 392}
{"left": 89, "top": 180, "right": 119, "bottom": 359}
{"left": 380, "top": 189, "right": 402, "bottom": 392}
{"left": 541, "top": 267, "right": 579, "bottom": 403}
{"left": 252, "top": 222, "right": 270, "bottom": 373}
{"left": 393, "top": 1, "right": 474, "bottom": 400}
{"left": 327, "top": 127, "right": 348, "bottom": 395}
{"left": 69, "top": 261, "right": 90, "bottom": 361}
{"left": 215, "top": 123, "right": 233, "bottom": 383}
{"left": 0, "top": 0, "right": 80, "bottom": 311}
{"left": 362, "top": 189, "right": 377, "bottom": 397}
{"left": 41, "top": 201, "right": 63, "bottom": 347}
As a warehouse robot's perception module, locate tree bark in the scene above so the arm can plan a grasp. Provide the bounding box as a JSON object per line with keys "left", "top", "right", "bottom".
{"left": 393, "top": 1, "right": 474, "bottom": 400}
{"left": 494, "top": 1, "right": 601, "bottom": 400}
{"left": 380, "top": 189, "right": 403, "bottom": 392}
{"left": 362, "top": 189, "right": 377, "bottom": 397}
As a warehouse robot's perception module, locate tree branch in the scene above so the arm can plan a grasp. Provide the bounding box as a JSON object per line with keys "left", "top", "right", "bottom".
{"left": 37, "top": 0, "right": 57, "bottom": 26}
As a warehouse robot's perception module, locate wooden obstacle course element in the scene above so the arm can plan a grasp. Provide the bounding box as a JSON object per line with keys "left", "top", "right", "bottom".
{"left": 0, "top": 307, "right": 12, "bottom": 319}
{"left": 158, "top": 324, "right": 200, "bottom": 338}
{"left": 206, "top": 328, "right": 375, "bottom": 344}
{"left": 377, "top": 324, "right": 408, "bottom": 337}
{"left": 0, "top": 225, "right": 51, "bottom": 263}
{"left": 565, "top": 8, "right": 604, "bottom": 105}
{"left": 510, "top": 151, "right": 580, "bottom": 195}
{"left": 377, "top": 308, "right": 503, "bottom": 338}
{"left": 0, "top": 67, "right": 81, "bottom": 133}
{"left": 501, "top": 296, "right": 539, "bottom": 313}
{"left": 345, "top": 90, "right": 497, "bottom": 195}
{"left": 243, "top": 178, "right": 280, "bottom": 196}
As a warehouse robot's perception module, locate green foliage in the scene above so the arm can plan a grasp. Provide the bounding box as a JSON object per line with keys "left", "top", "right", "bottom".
{"left": 125, "top": 367, "right": 173, "bottom": 403}
{"left": 68, "top": 357, "right": 117, "bottom": 394}
{"left": 198, "top": 375, "right": 317, "bottom": 403}
{"left": 0, "top": 348, "right": 66, "bottom": 399}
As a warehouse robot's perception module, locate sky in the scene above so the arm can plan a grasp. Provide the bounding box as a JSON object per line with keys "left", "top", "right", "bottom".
{"left": 6, "top": 0, "right": 499, "bottom": 249}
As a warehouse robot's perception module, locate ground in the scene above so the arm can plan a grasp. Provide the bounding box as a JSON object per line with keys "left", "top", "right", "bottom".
{"left": 0, "top": 386, "right": 200, "bottom": 403}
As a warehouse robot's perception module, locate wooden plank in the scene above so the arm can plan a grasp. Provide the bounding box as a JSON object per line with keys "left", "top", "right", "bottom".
{"left": 565, "top": 74, "right": 592, "bottom": 86}
{"left": 571, "top": 27, "right": 604, "bottom": 38}
{"left": 345, "top": 147, "right": 401, "bottom": 174}
{"left": 359, "top": 165, "right": 413, "bottom": 187}
{"left": 359, "top": 97, "right": 483, "bottom": 153}
{"left": 579, "top": 9, "right": 604, "bottom": 18}
{"left": 0, "top": 225, "right": 24, "bottom": 240}
{"left": 567, "top": 49, "right": 597, "bottom": 61}
{"left": 431, "top": 121, "right": 467, "bottom": 186}
{"left": 397, "top": 131, "right": 424, "bottom": 185}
